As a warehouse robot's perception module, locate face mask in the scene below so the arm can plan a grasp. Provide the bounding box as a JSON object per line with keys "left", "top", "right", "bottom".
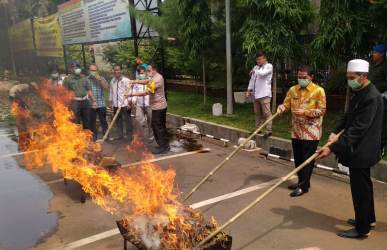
{"left": 74, "top": 68, "right": 82, "bottom": 75}
{"left": 138, "top": 73, "right": 146, "bottom": 80}
{"left": 89, "top": 71, "right": 97, "bottom": 77}
{"left": 347, "top": 78, "right": 362, "bottom": 90}
{"left": 51, "top": 73, "right": 59, "bottom": 80}
{"left": 298, "top": 79, "right": 310, "bottom": 88}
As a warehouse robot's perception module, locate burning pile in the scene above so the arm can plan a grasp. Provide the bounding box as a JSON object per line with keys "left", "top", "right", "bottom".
{"left": 11, "top": 82, "right": 229, "bottom": 249}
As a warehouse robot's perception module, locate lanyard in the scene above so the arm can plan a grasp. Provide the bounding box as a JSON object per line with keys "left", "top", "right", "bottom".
{"left": 116, "top": 78, "right": 121, "bottom": 107}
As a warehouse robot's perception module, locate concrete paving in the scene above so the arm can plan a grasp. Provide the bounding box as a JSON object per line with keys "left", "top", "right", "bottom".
{"left": 25, "top": 138, "right": 387, "bottom": 250}
{"left": 1, "top": 80, "right": 386, "bottom": 250}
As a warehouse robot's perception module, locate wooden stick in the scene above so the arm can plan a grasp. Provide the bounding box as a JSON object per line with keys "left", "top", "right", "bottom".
{"left": 198, "top": 130, "right": 344, "bottom": 247}
{"left": 0, "top": 150, "right": 40, "bottom": 159}
{"left": 183, "top": 112, "right": 280, "bottom": 201}
{"left": 0, "top": 133, "right": 15, "bottom": 137}
{"left": 97, "top": 106, "right": 122, "bottom": 144}
{"left": 122, "top": 148, "right": 211, "bottom": 168}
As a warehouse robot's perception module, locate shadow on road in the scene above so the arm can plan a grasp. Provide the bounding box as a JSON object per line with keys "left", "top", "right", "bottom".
{"left": 236, "top": 205, "right": 387, "bottom": 250}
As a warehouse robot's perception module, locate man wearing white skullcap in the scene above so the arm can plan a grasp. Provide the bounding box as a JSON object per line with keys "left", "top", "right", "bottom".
{"left": 317, "top": 59, "right": 384, "bottom": 239}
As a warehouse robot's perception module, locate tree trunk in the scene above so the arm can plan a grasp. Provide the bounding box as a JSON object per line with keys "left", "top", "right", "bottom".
{"left": 271, "top": 61, "right": 277, "bottom": 113}
{"left": 202, "top": 56, "right": 207, "bottom": 105}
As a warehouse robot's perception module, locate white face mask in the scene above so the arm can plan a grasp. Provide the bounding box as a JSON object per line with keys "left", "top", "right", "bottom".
{"left": 51, "top": 73, "right": 59, "bottom": 79}
{"left": 74, "top": 68, "right": 82, "bottom": 75}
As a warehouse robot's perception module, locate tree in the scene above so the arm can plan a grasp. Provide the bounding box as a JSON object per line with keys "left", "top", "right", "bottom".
{"left": 312, "top": 0, "right": 373, "bottom": 110}
{"left": 177, "top": 0, "right": 211, "bottom": 104}
{"left": 312, "top": 0, "right": 372, "bottom": 68}
{"left": 240, "top": 0, "right": 313, "bottom": 112}
{"left": 129, "top": 0, "right": 212, "bottom": 104}
{"left": 369, "top": 0, "right": 387, "bottom": 42}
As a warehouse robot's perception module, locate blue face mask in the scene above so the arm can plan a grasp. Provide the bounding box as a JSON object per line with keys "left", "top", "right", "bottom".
{"left": 347, "top": 78, "right": 362, "bottom": 90}
{"left": 138, "top": 74, "right": 146, "bottom": 80}
{"left": 298, "top": 79, "right": 310, "bottom": 88}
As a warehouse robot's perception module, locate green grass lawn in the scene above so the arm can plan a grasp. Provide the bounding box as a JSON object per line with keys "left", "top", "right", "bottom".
{"left": 167, "top": 90, "right": 343, "bottom": 146}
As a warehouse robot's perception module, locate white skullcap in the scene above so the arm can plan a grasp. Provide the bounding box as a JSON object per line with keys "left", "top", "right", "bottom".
{"left": 347, "top": 59, "right": 369, "bottom": 73}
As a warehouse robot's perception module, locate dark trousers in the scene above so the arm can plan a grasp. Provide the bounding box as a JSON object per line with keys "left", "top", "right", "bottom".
{"left": 152, "top": 108, "right": 169, "bottom": 148}
{"left": 349, "top": 167, "right": 376, "bottom": 234}
{"left": 89, "top": 107, "right": 108, "bottom": 141}
{"left": 71, "top": 100, "right": 89, "bottom": 130}
{"left": 292, "top": 139, "right": 319, "bottom": 191}
{"left": 113, "top": 107, "right": 132, "bottom": 140}
{"left": 382, "top": 98, "right": 387, "bottom": 148}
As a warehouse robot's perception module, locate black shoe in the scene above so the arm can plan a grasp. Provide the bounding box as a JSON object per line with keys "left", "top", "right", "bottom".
{"left": 152, "top": 146, "right": 170, "bottom": 155}
{"left": 288, "top": 183, "right": 299, "bottom": 190}
{"left": 337, "top": 228, "right": 369, "bottom": 239}
{"left": 347, "top": 219, "right": 376, "bottom": 229}
{"left": 290, "top": 187, "right": 308, "bottom": 197}
{"left": 263, "top": 132, "right": 272, "bottom": 139}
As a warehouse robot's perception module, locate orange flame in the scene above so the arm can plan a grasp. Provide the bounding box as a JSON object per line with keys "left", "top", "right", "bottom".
{"left": 11, "top": 82, "right": 219, "bottom": 249}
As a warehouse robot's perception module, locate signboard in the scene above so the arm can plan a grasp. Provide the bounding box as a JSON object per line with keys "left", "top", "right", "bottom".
{"left": 10, "top": 19, "right": 35, "bottom": 52}
{"left": 58, "top": 0, "right": 132, "bottom": 45}
{"left": 34, "top": 14, "right": 64, "bottom": 57}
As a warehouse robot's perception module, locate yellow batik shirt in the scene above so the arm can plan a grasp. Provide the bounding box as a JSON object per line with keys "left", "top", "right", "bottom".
{"left": 283, "top": 82, "right": 326, "bottom": 141}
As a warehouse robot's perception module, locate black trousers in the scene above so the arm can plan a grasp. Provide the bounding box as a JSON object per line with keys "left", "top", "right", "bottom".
{"left": 349, "top": 167, "right": 376, "bottom": 234}
{"left": 113, "top": 107, "right": 132, "bottom": 140}
{"left": 71, "top": 100, "right": 89, "bottom": 130}
{"left": 382, "top": 98, "right": 387, "bottom": 149}
{"left": 152, "top": 108, "right": 169, "bottom": 148}
{"left": 292, "top": 139, "right": 319, "bottom": 191}
{"left": 89, "top": 107, "right": 108, "bottom": 141}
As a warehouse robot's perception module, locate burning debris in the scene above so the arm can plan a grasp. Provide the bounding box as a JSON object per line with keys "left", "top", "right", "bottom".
{"left": 11, "top": 82, "right": 231, "bottom": 250}
{"left": 116, "top": 207, "right": 232, "bottom": 250}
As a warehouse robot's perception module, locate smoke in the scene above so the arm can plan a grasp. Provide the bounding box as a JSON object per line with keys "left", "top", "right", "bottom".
{"left": 133, "top": 214, "right": 169, "bottom": 249}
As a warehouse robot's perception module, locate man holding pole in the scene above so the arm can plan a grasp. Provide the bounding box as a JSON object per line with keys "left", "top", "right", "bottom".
{"left": 63, "top": 62, "right": 94, "bottom": 130}
{"left": 109, "top": 65, "right": 133, "bottom": 142}
{"left": 277, "top": 66, "right": 326, "bottom": 197}
{"left": 88, "top": 64, "right": 109, "bottom": 141}
{"left": 246, "top": 51, "right": 273, "bottom": 138}
{"left": 317, "top": 59, "right": 383, "bottom": 239}
{"left": 130, "top": 64, "right": 170, "bottom": 154}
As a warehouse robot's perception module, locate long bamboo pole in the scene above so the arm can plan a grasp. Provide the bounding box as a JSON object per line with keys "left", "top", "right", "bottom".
{"left": 123, "top": 148, "right": 211, "bottom": 168}
{"left": 2, "top": 107, "right": 123, "bottom": 158}
{"left": 0, "top": 133, "right": 15, "bottom": 137}
{"left": 183, "top": 112, "right": 280, "bottom": 201}
{"left": 198, "top": 130, "right": 344, "bottom": 247}
{"left": 0, "top": 150, "right": 40, "bottom": 159}
{"left": 97, "top": 106, "right": 122, "bottom": 144}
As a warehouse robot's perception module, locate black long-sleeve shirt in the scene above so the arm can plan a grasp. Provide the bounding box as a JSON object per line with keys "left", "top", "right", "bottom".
{"left": 369, "top": 59, "right": 387, "bottom": 94}
{"left": 330, "top": 83, "right": 384, "bottom": 168}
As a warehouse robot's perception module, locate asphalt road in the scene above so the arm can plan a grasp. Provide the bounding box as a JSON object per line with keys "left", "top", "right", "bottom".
{"left": 22, "top": 138, "right": 387, "bottom": 250}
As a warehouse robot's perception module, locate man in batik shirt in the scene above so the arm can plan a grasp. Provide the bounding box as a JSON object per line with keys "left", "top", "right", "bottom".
{"left": 277, "top": 66, "right": 326, "bottom": 197}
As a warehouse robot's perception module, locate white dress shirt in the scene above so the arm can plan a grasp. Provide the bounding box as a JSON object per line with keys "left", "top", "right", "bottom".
{"left": 109, "top": 76, "right": 132, "bottom": 108}
{"left": 132, "top": 84, "right": 150, "bottom": 107}
{"left": 247, "top": 63, "right": 273, "bottom": 99}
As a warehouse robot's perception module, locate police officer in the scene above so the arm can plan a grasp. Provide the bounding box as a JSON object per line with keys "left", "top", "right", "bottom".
{"left": 317, "top": 59, "right": 384, "bottom": 239}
